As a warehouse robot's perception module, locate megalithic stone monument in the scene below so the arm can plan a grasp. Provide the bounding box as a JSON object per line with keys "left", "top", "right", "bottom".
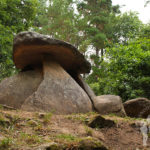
{"left": 0, "top": 31, "right": 95, "bottom": 114}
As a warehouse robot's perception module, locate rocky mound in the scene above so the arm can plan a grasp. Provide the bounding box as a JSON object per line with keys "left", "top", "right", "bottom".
{"left": 0, "top": 108, "right": 149, "bottom": 150}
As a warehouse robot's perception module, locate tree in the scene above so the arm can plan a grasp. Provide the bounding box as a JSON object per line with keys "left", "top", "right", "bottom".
{"left": 145, "top": 0, "right": 150, "bottom": 7}
{"left": 0, "top": 0, "right": 38, "bottom": 31}
{"left": 77, "top": 0, "right": 115, "bottom": 59}
{"left": 34, "top": 0, "right": 48, "bottom": 28}
{"left": 140, "top": 23, "right": 150, "bottom": 39}
{"left": 35, "top": 0, "right": 83, "bottom": 48}
{"left": 76, "top": 0, "right": 120, "bottom": 81}
{"left": 87, "top": 11, "right": 144, "bottom": 83}
{"left": 0, "top": 0, "right": 38, "bottom": 80}
{"left": 89, "top": 38, "right": 150, "bottom": 101}
{"left": 111, "top": 11, "right": 143, "bottom": 45}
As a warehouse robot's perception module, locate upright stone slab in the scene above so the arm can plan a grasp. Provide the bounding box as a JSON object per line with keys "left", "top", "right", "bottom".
{"left": 21, "top": 59, "right": 93, "bottom": 114}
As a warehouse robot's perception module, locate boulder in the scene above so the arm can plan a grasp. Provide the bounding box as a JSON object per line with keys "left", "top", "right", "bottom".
{"left": 123, "top": 98, "right": 150, "bottom": 118}
{"left": 0, "top": 70, "right": 43, "bottom": 109}
{"left": 76, "top": 75, "right": 96, "bottom": 100}
{"left": 93, "top": 95, "right": 126, "bottom": 117}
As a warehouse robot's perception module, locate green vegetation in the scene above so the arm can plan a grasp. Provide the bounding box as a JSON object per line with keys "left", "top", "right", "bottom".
{"left": 55, "top": 134, "right": 77, "bottom": 142}
{"left": 0, "top": 138, "right": 13, "bottom": 150}
{"left": 88, "top": 38, "right": 150, "bottom": 101}
{"left": 66, "top": 112, "right": 98, "bottom": 123}
{"left": 19, "top": 132, "right": 43, "bottom": 145}
{"left": 84, "top": 125, "right": 93, "bottom": 136}
{"left": 0, "top": 109, "right": 110, "bottom": 149}
{"left": 0, "top": 0, "right": 38, "bottom": 80}
{"left": 42, "top": 112, "right": 53, "bottom": 124}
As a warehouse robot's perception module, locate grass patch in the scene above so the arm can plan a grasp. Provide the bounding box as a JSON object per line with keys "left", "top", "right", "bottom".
{"left": 0, "top": 138, "right": 13, "bottom": 150}
{"left": 84, "top": 125, "right": 93, "bottom": 136}
{"left": 27, "top": 119, "right": 39, "bottom": 127}
{"left": 19, "top": 132, "right": 43, "bottom": 145}
{"left": 0, "top": 105, "right": 3, "bottom": 110}
{"left": 55, "top": 134, "right": 77, "bottom": 142}
{"left": 0, "top": 114, "right": 10, "bottom": 127}
{"left": 66, "top": 112, "right": 98, "bottom": 123}
{"left": 42, "top": 112, "right": 53, "bottom": 124}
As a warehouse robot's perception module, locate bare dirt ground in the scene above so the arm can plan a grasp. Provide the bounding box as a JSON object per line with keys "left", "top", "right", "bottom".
{"left": 0, "top": 107, "right": 150, "bottom": 150}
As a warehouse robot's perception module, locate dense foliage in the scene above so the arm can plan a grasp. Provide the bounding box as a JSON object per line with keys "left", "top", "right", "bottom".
{"left": 111, "top": 12, "right": 143, "bottom": 44}
{"left": 88, "top": 38, "right": 150, "bottom": 101}
{"left": 0, "top": 0, "right": 38, "bottom": 80}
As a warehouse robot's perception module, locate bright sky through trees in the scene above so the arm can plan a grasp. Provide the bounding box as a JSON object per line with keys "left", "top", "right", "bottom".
{"left": 112, "top": 0, "right": 150, "bottom": 23}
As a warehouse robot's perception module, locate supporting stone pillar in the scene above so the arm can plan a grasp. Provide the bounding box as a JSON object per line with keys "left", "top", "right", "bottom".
{"left": 21, "top": 58, "right": 92, "bottom": 114}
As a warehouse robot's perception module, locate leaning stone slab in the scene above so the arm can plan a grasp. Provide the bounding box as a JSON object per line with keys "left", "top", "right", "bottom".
{"left": 77, "top": 75, "right": 95, "bottom": 100}
{"left": 75, "top": 75, "right": 96, "bottom": 110}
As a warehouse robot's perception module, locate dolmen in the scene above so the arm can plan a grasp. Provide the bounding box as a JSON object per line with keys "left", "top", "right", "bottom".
{"left": 0, "top": 31, "right": 94, "bottom": 114}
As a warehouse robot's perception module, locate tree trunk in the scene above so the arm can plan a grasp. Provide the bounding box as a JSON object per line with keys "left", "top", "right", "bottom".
{"left": 96, "top": 48, "right": 99, "bottom": 57}
{"left": 101, "top": 48, "right": 104, "bottom": 62}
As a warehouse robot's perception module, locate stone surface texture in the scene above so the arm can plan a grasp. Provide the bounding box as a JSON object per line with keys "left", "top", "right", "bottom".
{"left": 13, "top": 31, "right": 91, "bottom": 74}
{"left": 21, "top": 60, "right": 93, "bottom": 114}
{"left": 124, "top": 98, "right": 150, "bottom": 118}
{"left": 93, "top": 95, "right": 126, "bottom": 117}
{"left": 77, "top": 75, "right": 95, "bottom": 100}
{"left": 0, "top": 70, "right": 43, "bottom": 109}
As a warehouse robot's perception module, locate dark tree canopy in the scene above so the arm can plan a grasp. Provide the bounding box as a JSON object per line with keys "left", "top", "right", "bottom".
{"left": 0, "top": 0, "right": 38, "bottom": 80}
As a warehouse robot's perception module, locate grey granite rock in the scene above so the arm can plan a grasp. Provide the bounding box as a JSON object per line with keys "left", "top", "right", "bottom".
{"left": 93, "top": 95, "right": 126, "bottom": 117}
